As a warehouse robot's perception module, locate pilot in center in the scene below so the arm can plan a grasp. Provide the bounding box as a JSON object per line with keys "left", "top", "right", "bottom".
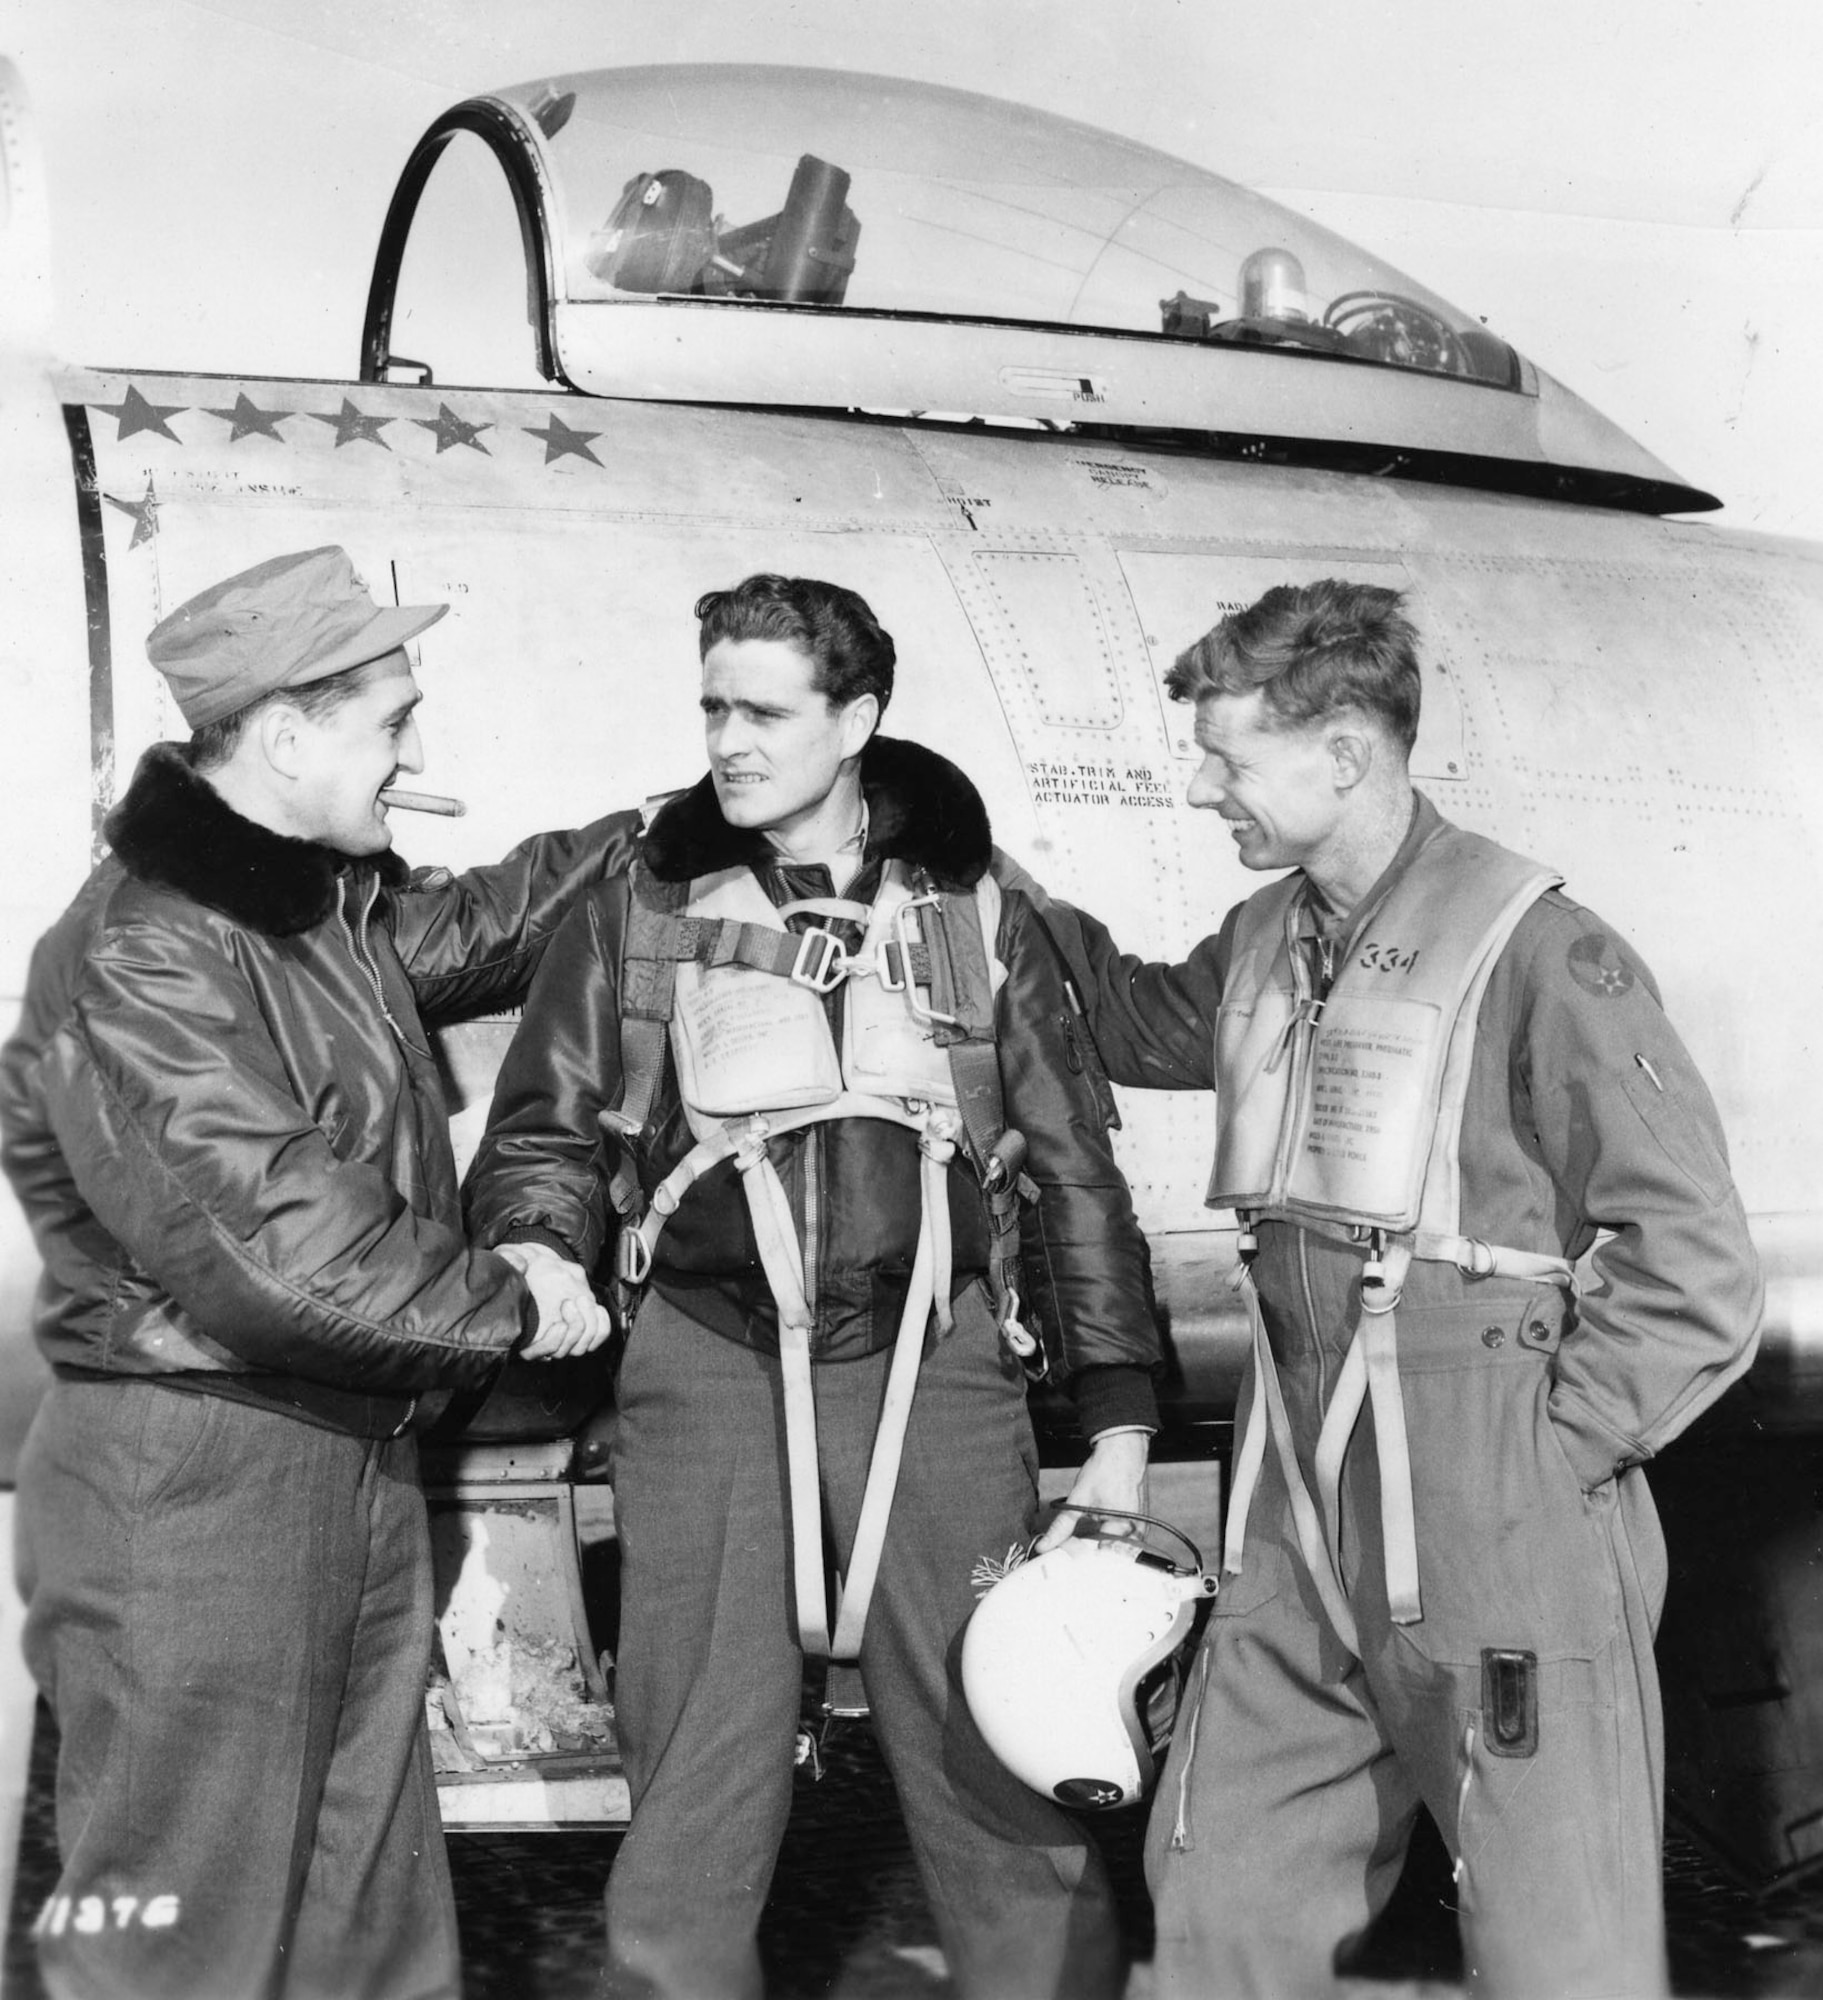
{"left": 465, "top": 571, "right": 1162, "bottom": 2000}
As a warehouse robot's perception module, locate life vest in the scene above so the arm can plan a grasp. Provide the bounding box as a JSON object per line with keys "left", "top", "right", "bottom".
{"left": 1215, "top": 825, "right": 1570, "bottom": 1656}
{"left": 603, "top": 847, "right": 1033, "bottom": 1661}
{"left": 667, "top": 860, "right": 969, "bottom": 1137}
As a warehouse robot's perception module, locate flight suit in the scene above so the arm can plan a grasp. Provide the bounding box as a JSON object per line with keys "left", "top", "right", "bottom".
{"left": 1070, "top": 792, "right": 1762, "bottom": 1998}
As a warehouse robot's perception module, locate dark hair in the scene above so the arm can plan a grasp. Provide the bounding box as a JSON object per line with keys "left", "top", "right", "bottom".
{"left": 187, "top": 658, "right": 387, "bottom": 770}
{"left": 1164, "top": 580, "right": 1421, "bottom": 754}
{"left": 694, "top": 574, "right": 895, "bottom": 716}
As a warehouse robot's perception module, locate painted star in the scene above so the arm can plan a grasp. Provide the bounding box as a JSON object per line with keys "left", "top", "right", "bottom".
{"left": 309, "top": 398, "right": 393, "bottom": 450}
{"left": 104, "top": 476, "right": 159, "bottom": 550}
{"left": 205, "top": 392, "right": 291, "bottom": 442}
{"left": 413, "top": 403, "right": 493, "bottom": 455}
{"left": 94, "top": 385, "right": 186, "bottom": 443}
{"left": 524, "top": 411, "right": 603, "bottom": 467}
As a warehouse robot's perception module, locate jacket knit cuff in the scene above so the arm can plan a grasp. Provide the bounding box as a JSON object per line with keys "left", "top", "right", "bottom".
{"left": 1070, "top": 1363, "right": 1160, "bottom": 1440}
{"left": 502, "top": 1223, "right": 581, "bottom": 1262}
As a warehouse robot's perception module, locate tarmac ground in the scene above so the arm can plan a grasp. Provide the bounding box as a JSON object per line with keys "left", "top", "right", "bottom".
{"left": 9, "top": 1446, "right": 1823, "bottom": 1995}
{"left": 8, "top": 1692, "right": 1823, "bottom": 2000}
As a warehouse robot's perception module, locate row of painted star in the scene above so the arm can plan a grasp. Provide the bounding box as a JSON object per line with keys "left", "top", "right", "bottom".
{"left": 88, "top": 385, "right": 606, "bottom": 466}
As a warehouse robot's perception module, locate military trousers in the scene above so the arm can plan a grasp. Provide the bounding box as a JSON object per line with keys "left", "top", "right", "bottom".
{"left": 601, "top": 1284, "right": 1123, "bottom": 2000}
{"left": 1146, "top": 1297, "right": 1670, "bottom": 1999}
{"left": 14, "top": 1378, "right": 459, "bottom": 2000}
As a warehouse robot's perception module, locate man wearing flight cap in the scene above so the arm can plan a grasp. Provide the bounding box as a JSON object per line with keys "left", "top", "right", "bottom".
{"left": 0, "top": 546, "right": 635, "bottom": 2000}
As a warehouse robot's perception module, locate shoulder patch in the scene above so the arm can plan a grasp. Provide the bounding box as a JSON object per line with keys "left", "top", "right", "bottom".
{"left": 1566, "top": 932, "right": 1636, "bottom": 999}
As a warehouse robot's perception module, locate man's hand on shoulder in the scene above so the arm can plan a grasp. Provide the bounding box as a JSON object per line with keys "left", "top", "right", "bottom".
{"left": 498, "top": 1239, "right": 615, "bottom": 1359}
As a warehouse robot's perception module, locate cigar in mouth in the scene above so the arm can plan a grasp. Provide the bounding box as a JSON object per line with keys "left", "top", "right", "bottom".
{"left": 379, "top": 789, "right": 467, "bottom": 817}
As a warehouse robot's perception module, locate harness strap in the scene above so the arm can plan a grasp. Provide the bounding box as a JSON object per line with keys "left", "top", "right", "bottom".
{"left": 614, "top": 1090, "right": 935, "bottom": 1287}
{"left": 920, "top": 874, "right": 1034, "bottom": 1355}
{"left": 726, "top": 1105, "right": 956, "bottom": 1658}
{"left": 942, "top": 1031, "right": 1033, "bottom": 1362}
{"left": 1224, "top": 1232, "right": 1574, "bottom": 1657}
{"left": 924, "top": 1122, "right": 957, "bottom": 1338}
{"left": 1225, "top": 1274, "right": 1362, "bottom": 1654}
{"left": 728, "top": 1124, "right": 833, "bottom": 1654}
{"left": 643, "top": 882, "right": 963, "bottom": 1009}
{"left": 828, "top": 1115, "right": 959, "bottom": 1656}
{"left": 611, "top": 859, "right": 1025, "bottom": 1650}
{"left": 920, "top": 881, "right": 997, "bottom": 1047}
{"left": 632, "top": 912, "right": 798, "bottom": 976}
{"left": 776, "top": 896, "right": 874, "bottom": 925}
{"left": 615, "top": 868, "right": 690, "bottom": 1186}
{"left": 1415, "top": 1234, "right": 1576, "bottom": 1290}
{"left": 1221, "top": 1259, "right": 1271, "bottom": 1579}
{"left": 1310, "top": 1242, "right": 1420, "bottom": 1624}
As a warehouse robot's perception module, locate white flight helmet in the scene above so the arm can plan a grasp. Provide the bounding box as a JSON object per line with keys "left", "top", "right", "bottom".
{"left": 961, "top": 1507, "right": 1218, "bottom": 1810}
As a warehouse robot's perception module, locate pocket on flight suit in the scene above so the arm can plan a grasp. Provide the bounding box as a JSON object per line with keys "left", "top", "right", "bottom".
{"left": 1389, "top": 1297, "right": 1622, "bottom": 1669}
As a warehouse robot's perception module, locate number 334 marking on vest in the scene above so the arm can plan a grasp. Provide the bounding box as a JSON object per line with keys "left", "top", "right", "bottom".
{"left": 1358, "top": 943, "right": 1422, "bottom": 974}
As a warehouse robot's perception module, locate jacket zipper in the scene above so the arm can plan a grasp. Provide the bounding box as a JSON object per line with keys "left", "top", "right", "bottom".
{"left": 802, "top": 1128, "right": 822, "bottom": 1334}
{"left": 333, "top": 873, "right": 421, "bottom": 1436}
{"left": 1285, "top": 901, "right": 1328, "bottom": 1412}
{"left": 1300, "top": 1228, "right": 1327, "bottom": 1416}
{"left": 339, "top": 874, "right": 430, "bottom": 1059}
{"left": 1269, "top": 900, "right": 1320, "bottom": 1204}
{"left": 1170, "top": 1642, "right": 1214, "bottom": 1848}
{"left": 795, "top": 874, "right": 857, "bottom": 1348}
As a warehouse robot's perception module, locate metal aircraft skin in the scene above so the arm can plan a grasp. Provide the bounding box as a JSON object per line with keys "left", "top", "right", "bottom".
{"left": 1, "top": 61, "right": 1820, "bottom": 1872}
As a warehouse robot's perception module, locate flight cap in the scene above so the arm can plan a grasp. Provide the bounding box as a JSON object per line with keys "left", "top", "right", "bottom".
{"left": 146, "top": 546, "right": 447, "bottom": 727}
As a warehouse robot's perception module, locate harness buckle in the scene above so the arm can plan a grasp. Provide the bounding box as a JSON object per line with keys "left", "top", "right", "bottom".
{"left": 1361, "top": 1226, "right": 1389, "bottom": 1285}
{"left": 915, "top": 1103, "right": 962, "bottom": 1158}
{"left": 1456, "top": 1238, "right": 1498, "bottom": 1277}
{"left": 896, "top": 894, "right": 959, "bottom": 1026}
{"left": 790, "top": 926, "right": 850, "bottom": 993}
{"left": 1360, "top": 1228, "right": 1407, "bottom": 1314}
{"left": 997, "top": 1291, "right": 1048, "bottom": 1379}
{"left": 1225, "top": 1219, "right": 1260, "bottom": 1293}
{"left": 731, "top": 1113, "right": 773, "bottom": 1172}
{"left": 616, "top": 1228, "right": 653, "bottom": 1286}
{"left": 979, "top": 1128, "right": 1028, "bottom": 1195}
{"left": 1266, "top": 996, "right": 1324, "bottom": 1075}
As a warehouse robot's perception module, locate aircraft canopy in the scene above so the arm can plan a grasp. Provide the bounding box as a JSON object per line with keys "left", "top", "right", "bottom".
{"left": 513, "top": 65, "right": 1518, "bottom": 388}
{"left": 364, "top": 64, "right": 1711, "bottom": 509}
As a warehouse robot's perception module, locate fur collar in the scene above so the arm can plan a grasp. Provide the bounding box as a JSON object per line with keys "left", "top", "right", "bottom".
{"left": 642, "top": 735, "right": 992, "bottom": 889}
{"left": 105, "top": 742, "right": 405, "bottom": 937}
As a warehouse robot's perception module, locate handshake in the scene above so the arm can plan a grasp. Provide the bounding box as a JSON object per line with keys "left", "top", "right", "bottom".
{"left": 497, "top": 1239, "right": 617, "bottom": 1360}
